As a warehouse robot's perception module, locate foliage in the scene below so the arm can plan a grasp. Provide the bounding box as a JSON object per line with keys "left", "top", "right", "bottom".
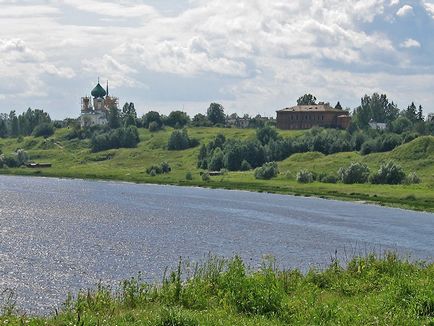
{"left": 370, "top": 161, "right": 406, "bottom": 185}
{"left": 240, "top": 160, "right": 252, "bottom": 171}
{"left": 108, "top": 106, "right": 121, "bottom": 129}
{"left": 201, "top": 172, "right": 210, "bottom": 182}
{"left": 296, "top": 170, "right": 314, "bottom": 183}
{"left": 338, "top": 162, "right": 370, "bottom": 184}
{"left": 32, "top": 122, "right": 54, "bottom": 138}
{"left": 185, "top": 171, "right": 193, "bottom": 180}
{"left": 167, "top": 129, "right": 198, "bottom": 150}
{"left": 353, "top": 93, "right": 399, "bottom": 128}
{"left": 148, "top": 121, "right": 160, "bottom": 132}
{"left": 91, "top": 126, "right": 140, "bottom": 152}
{"left": 146, "top": 162, "right": 172, "bottom": 176}
{"left": 143, "top": 111, "right": 163, "bottom": 129}
{"left": 297, "top": 94, "right": 317, "bottom": 105}
{"left": 207, "top": 103, "right": 226, "bottom": 125}
{"left": 256, "top": 126, "right": 279, "bottom": 145}
{"left": 0, "top": 108, "right": 51, "bottom": 138}
{"left": 165, "top": 111, "right": 190, "bottom": 129}
{"left": 254, "top": 162, "right": 279, "bottom": 180}
{"left": 406, "top": 172, "right": 421, "bottom": 185}
{"left": 192, "top": 113, "right": 212, "bottom": 127}
{"left": 3, "top": 254, "right": 434, "bottom": 325}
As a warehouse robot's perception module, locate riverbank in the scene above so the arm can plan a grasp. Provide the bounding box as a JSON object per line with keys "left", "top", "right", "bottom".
{"left": 0, "top": 127, "right": 433, "bottom": 212}
{"left": 1, "top": 254, "right": 433, "bottom": 325}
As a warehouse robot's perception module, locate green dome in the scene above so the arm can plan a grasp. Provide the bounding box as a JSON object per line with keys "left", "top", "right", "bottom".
{"left": 91, "top": 83, "right": 107, "bottom": 98}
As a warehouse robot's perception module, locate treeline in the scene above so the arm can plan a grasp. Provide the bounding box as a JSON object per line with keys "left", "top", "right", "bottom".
{"left": 197, "top": 126, "right": 422, "bottom": 172}
{"left": 0, "top": 108, "right": 54, "bottom": 138}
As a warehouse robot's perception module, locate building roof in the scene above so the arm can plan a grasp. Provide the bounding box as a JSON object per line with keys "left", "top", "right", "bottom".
{"left": 91, "top": 83, "right": 107, "bottom": 98}
{"left": 277, "top": 103, "right": 346, "bottom": 113}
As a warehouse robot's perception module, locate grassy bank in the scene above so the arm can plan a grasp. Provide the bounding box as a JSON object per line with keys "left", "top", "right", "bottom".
{"left": 1, "top": 254, "right": 434, "bottom": 325}
{"left": 0, "top": 127, "right": 433, "bottom": 212}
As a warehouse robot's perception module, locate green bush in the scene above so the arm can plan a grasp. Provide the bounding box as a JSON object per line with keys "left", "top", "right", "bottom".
{"left": 185, "top": 172, "right": 193, "bottom": 180}
{"left": 296, "top": 170, "right": 314, "bottom": 183}
{"left": 338, "top": 162, "right": 370, "bottom": 184}
{"left": 319, "top": 173, "right": 338, "bottom": 184}
{"left": 32, "top": 122, "right": 54, "bottom": 138}
{"left": 240, "top": 160, "right": 252, "bottom": 171}
{"left": 406, "top": 172, "right": 421, "bottom": 184}
{"left": 148, "top": 121, "right": 160, "bottom": 132}
{"left": 254, "top": 162, "right": 279, "bottom": 180}
{"left": 370, "top": 161, "right": 406, "bottom": 185}
{"left": 167, "top": 129, "right": 198, "bottom": 150}
{"left": 202, "top": 172, "right": 210, "bottom": 182}
{"left": 91, "top": 126, "right": 140, "bottom": 152}
{"left": 146, "top": 162, "right": 171, "bottom": 176}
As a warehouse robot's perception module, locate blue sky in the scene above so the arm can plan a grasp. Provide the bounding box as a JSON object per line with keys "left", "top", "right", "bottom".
{"left": 1, "top": 0, "right": 434, "bottom": 119}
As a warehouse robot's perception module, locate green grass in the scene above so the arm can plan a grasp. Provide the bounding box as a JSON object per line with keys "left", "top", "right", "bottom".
{"left": 0, "top": 127, "right": 433, "bottom": 212}
{"left": 2, "top": 253, "right": 434, "bottom": 325}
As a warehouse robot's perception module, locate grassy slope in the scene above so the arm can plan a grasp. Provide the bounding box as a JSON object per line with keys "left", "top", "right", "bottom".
{"left": 1, "top": 254, "right": 434, "bottom": 325}
{"left": 0, "top": 127, "right": 433, "bottom": 211}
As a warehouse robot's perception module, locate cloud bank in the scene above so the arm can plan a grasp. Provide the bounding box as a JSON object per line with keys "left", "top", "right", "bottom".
{"left": 0, "top": 0, "right": 433, "bottom": 118}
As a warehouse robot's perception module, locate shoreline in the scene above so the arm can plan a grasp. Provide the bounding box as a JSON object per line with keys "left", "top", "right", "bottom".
{"left": 1, "top": 171, "right": 433, "bottom": 214}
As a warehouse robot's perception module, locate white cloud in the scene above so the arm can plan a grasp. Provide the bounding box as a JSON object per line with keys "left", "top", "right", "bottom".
{"left": 1, "top": 0, "right": 434, "bottom": 118}
{"left": 400, "top": 38, "right": 421, "bottom": 48}
{"left": 396, "top": 4, "right": 414, "bottom": 17}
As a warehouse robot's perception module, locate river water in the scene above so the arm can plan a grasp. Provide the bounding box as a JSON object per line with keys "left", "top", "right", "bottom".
{"left": 0, "top": 175, "right": 433, "bottom": 314}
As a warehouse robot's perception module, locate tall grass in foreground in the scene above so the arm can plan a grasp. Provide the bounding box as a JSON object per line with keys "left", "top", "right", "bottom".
{"left": 1, "top": 253, "right": 434, "bottom": 325}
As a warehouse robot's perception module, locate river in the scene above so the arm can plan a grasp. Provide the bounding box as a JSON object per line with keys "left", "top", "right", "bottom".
{"left": 0, "top": 175, "right": 433, "bottom": 314}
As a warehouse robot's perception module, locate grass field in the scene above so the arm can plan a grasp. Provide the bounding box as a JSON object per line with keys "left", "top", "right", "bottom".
{"left": 0, "top": 127, "right": 433, "bottom": 212}
{"left": 1, "top": 253, "right": 433, "bottom": 325}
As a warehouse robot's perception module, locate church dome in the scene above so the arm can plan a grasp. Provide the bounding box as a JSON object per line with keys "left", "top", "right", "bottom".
{"left": 91, "top": 83, "right": 107, "bottom": 98}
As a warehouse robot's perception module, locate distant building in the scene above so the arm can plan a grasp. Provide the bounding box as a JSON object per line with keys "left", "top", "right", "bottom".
{"left": 369, "top": 120, "right": 387, "bottom": 130}
{"left": 276, "top": 102, "right": 351, "bottom": 130}
{"left": 80, "top": 80, "right": 119, "bottom": 128}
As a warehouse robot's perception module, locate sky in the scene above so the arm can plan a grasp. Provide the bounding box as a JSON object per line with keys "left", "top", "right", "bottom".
{"left": 1, "top": 0, "right": 434, "bottom": 120}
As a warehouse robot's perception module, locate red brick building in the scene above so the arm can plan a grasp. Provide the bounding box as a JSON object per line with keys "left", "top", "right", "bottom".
{"left": 276, "top": 103, "right": 351, "bottom": 130}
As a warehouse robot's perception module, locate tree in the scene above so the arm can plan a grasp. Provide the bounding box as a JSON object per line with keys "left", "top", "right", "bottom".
{"left": 353, "top": 93, "right": 399, "bottom": 128}
{"left": 165, "top": 111, "right": 190, "bottom": 128}
{"left": 417, "top": 105, "right": 424, "bottom": 122}
{"left": 32, "top": 122, "right": 54, "bottom": 138}
{"left": 297, "top": 94, "right": 317, "bottom": 106}
{"left": 9, "top": 111, "right": 19, "bottom": 137}
{"left": 143, "top": 111, "right": 163, "bottom": 129}
{"left": 256, "top": 126, "right": 278, "bottom": 145}
{"left": 192, "top": 113, "right": 212, "bottom": 127}
{"left": 207, "top": 103, "right": 225, "bottom": 125}
{"left": 403, "top": 102, "right": 417, "bottom": 123}
{"left": 108, "top": 106, "right": 121, "bottom": 129}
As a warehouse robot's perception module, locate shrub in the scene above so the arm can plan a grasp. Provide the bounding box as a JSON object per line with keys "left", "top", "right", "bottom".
{"left": 208, "top": 148, "right": 224, "bottom": 171}
{"left": 202, "top": 172, "right": 210, "bottom": 182}
{"left": 161, "top": 161, "right": 171, "bottom": 174}
{"left": 91, "top": 126, "right": 140, "bottom": 152}
{"left": 167, "top": 129, "right": 197, "bottom": 150}
{"left": 148, "top": 121, "right": 160, "bottom": 132}
{"left": 379, "top": 134, "right": 402, "bottom": 152}
{"left": 406, "top": 172, "right": 421, "bottom": 184}
{"left": 185, "top": 172, "right": 193, "bottom": 180}
{"left": 0, "top": 154, "right": 5, "bottom": 168}
{"left": 296, "top": 170, "right": 314, "bottom": 183}
{"left": 32, "top": 122, "right": 55, "bottom": 138}
{"left": 240, "top": 160, "right": 252, "bottom": 171}
{"left": 360, "top": 139, "right": 378, "bottom": 155}
{"left": 146, "top": 162, "right": 171, "bottom": 175}
{"left": 319, "top": 173, "right": 338, "bottom": 184}
{"left": 338, "top": 162, "right": 370, "bottom": 184}
{"left": 254, "top": 162, "right": 279, "bottom": 180}
{"left": 370, "top": 161, "right": 406, "bottom": 185}
{"left": 15, "top": 149, "right": 29, "bottom": 166}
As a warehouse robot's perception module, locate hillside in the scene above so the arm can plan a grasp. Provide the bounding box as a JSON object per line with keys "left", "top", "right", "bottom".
{"left": 0, "top": 128, "right": 433, "bottom": 211}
